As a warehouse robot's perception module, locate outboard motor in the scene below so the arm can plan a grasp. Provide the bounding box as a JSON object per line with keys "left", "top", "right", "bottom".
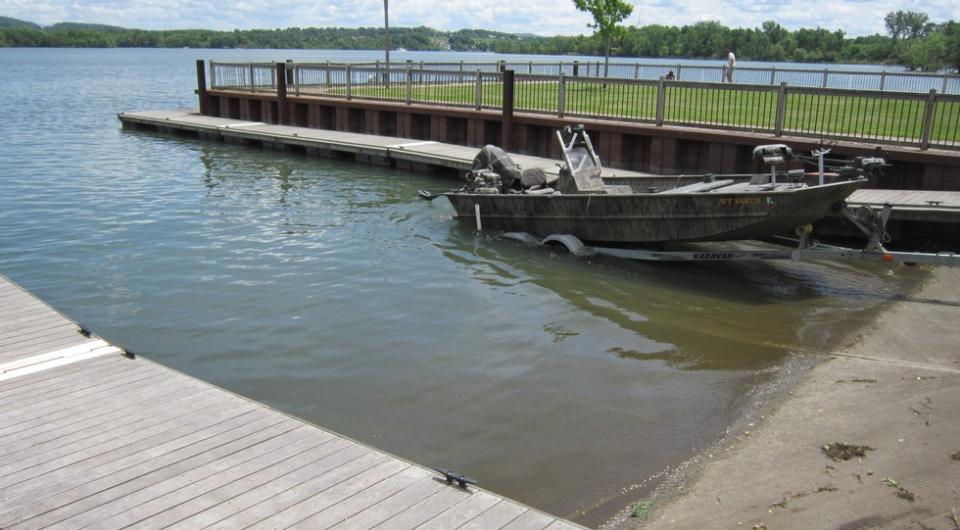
{"left": 465, "top": 144, "right": 548, "bottom": 193}
{"left": 837, "top": 156, "right": 890, "bottom": 181}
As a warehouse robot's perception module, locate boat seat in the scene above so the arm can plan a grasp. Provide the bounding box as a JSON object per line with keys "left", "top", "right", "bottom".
{"left": 664, "top": 179, "right": 736, "bottom": 193}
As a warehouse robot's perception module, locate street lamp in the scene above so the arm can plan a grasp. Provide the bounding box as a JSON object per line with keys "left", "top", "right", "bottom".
{"left": 384, "top": 0, "right": 390, "bottom": 87}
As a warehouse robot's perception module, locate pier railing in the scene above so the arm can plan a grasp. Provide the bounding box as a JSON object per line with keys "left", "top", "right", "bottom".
{"left": 207, "top": 61, "right": 960, "bottom": 150}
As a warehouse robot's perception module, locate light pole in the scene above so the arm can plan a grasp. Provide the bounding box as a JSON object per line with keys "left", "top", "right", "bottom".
{"left": 383, "top": 0, "right": 390, "bottom": 87}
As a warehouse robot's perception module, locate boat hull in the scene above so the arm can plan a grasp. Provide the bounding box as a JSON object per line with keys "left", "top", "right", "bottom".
{"left": 444, "top": 180, "right": 866, "bottom": 244}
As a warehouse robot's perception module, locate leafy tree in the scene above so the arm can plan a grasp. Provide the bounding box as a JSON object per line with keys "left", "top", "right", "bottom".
{"left": 903, "top": 32, "right": 947, "bottom": 71}
{"left": 572, "top": 0, "right": 633, "bottom": 77}
{"left": 942, "top": 21, "right": 960, "bottom": 71}
{"left": 885, "top": 11, "right": 933, "bottom": 41}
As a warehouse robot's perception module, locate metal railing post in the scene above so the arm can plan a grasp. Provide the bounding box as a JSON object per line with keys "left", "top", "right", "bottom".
{"left": 558, "top": 72, "right": 566, "bottom": 118}
{"left": 774, "top": 82, "right": 788, "bottom": 136}
{"left": 635, "top": 63, "right": 640, "bottom": 79}
{"left": 325, "top": 61, "right": 331, "bottom": 89}
{"left": 676, "top": 64, "right": 682, "bottom": 80}
{"left": 346, "top": 65, "right": 352, "bottom": 100}
{"left": 248, "top": 63, "right": 255, "bottom": 92}
{"left": 419, "top": 61, "right": 424, "bottom": 85}
{"left": 405, "top": 66, "right": 412, "bottom": 104}
{"left": 879, "top": 71, "right": 886, "bottom": 91}
{"left": 501, "top": 70, "right": 515, "bottom": 150}
{"left": 822, "top": 69, "right": 829, "bottom": 88}
{"left": 920, "top": 89, "right": 937, "bottom": 150}
{"left": 573, "top": 61, "right": 579, "bottom": 77}
{"left": 459, "top": 60, "right": 464, "bottom": 75}
{"left": 529, "top": 61, "right": 533, "bottom": 74}
{"left": 475, "top": 69, "right": 482, "bottom": 110}
{"left": 942, "top": 74, "right": 949, "bottom": 94}
{"left": 769, "top": 67, "right": 776, "bottom": 85}
{"left": 655, "top": 77, "right": 666, "bottom": 126}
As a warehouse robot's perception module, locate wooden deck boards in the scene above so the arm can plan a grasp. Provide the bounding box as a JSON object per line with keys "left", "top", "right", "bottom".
{"left": 118, "top": 109, "right": 652, "bottom": 180}
{"left": 0, "top": 273, "right": 581, "bottom": 529}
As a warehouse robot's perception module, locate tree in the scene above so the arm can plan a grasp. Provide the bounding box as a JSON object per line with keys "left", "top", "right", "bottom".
{"left": 572, "top": 0, "right": 633, "bottom": 78}
{"left": 885, "top": 11, "right": 933, "bottom": 41}
{"left": 942, "top": 21, "right": 960, "bottom": 71}
{"left": 904, "top": 32, "right": 947, "bottom": 71}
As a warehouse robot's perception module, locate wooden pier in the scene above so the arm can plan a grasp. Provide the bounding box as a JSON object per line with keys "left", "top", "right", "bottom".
{"left": 119, "top": 109, "right": 960, "bottom": 227}
{"left": 0, "top": 274, "right": 581, "bottom": 530}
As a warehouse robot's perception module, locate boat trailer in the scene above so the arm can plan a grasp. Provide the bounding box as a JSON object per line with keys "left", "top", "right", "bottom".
{"left": 504, "top": 204, "right": 960, "bottom": 266}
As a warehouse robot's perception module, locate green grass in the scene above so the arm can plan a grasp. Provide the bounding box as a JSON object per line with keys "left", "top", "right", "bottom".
{"left": 322, "top": 80, "right": 959, "bottom": 146}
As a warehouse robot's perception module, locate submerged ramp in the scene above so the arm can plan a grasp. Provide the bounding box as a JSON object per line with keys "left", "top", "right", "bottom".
{"left": 0, "top": 274, "right": 581, "bottom": 530}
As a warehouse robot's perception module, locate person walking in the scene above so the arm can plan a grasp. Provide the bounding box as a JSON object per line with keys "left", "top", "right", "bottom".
{"left": 724, "top": 48, "right": 736, "bottom": 82}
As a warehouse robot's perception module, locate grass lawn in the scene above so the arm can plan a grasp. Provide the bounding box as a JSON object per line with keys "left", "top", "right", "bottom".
{"left": 306, "top": 80, "right": 959, "bottom": 147}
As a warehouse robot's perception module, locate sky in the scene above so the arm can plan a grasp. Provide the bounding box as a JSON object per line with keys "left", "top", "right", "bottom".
{"left": 1, "top": 0, "right": 958, "bottom": 37}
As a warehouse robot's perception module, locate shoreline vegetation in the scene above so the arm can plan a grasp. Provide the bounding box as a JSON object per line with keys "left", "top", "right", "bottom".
{"left": 1, "top": 12, "right": 958, "bottom": 72}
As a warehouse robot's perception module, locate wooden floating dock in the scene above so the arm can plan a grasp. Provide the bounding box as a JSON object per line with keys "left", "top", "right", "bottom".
{"left": 0, "top": 274, "right": 582, "bottom": 530}
{"left": 118, "top": 109, "right": 960, "bottom": 225}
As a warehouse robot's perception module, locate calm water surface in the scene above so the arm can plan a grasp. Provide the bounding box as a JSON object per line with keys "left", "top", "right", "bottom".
{"left": 0, "top": 48, "right": 915, "bottom": 524}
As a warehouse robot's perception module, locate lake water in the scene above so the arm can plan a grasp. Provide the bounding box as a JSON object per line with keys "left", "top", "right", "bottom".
{"left": 0, "top": 48, "right": 918, "bottom": 526}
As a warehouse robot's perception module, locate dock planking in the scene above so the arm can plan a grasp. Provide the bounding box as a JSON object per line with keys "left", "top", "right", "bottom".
{"left": 117, "top": 109, "right": 652, "bottom": 181}
{"left": 118, "top": 109, "right": 960, "bottom": 225}
{"left": 0, "top": 273, "right": 582, "bottom": 530}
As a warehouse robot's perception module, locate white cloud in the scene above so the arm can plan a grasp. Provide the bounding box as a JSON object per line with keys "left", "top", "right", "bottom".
{"left": 0, "top": 0, "right": 957, "bottom": 35}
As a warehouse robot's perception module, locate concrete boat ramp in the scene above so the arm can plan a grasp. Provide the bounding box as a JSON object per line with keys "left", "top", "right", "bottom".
{"left": 0, "top": 274, "right": 581, "bottom": 530}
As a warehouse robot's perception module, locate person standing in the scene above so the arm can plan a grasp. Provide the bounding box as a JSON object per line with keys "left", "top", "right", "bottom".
{"left": 724, "top": 48, "right": 736, "bottom": 82}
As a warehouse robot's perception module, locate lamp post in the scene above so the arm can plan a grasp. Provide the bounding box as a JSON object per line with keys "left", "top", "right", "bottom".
{"left": 384, "top": 0, "right": 390, "bottom": 88}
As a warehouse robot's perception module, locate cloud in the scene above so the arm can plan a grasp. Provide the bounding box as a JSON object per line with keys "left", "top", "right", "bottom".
{"left": 0, "top": 0, "right": 956, "bottom": 36}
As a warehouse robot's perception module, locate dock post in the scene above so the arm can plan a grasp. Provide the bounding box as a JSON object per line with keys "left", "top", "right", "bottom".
{"left": 501, "top": 70, "right": 515, "bottom": 151}
{"left": 196, "top": 60, "right": 209, "bottom": 116}
{"left": 920, "top": 89, "right": 937, "bottom": 151}
{"left": 774, "top": 82, "right": 788, "bottom": 137}
{"left": 275, "top": 62, "right": 288, "bottom": 125}
{"left": 573, "top": 61, "right": 579, "bottom": 77}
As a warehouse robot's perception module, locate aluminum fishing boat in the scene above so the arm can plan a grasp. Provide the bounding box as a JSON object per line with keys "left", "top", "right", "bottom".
{"left": 434, "top": 126, "right": 874, "bottom": 245}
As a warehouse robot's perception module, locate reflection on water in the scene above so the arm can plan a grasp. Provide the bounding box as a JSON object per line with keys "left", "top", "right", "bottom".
{"left": 0, "top": 48, "right": 921, "bottom": 527}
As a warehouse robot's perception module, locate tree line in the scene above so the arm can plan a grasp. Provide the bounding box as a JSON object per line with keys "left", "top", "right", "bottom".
{"left": 0, "top": 13, "right": 957, "bottom": 71}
